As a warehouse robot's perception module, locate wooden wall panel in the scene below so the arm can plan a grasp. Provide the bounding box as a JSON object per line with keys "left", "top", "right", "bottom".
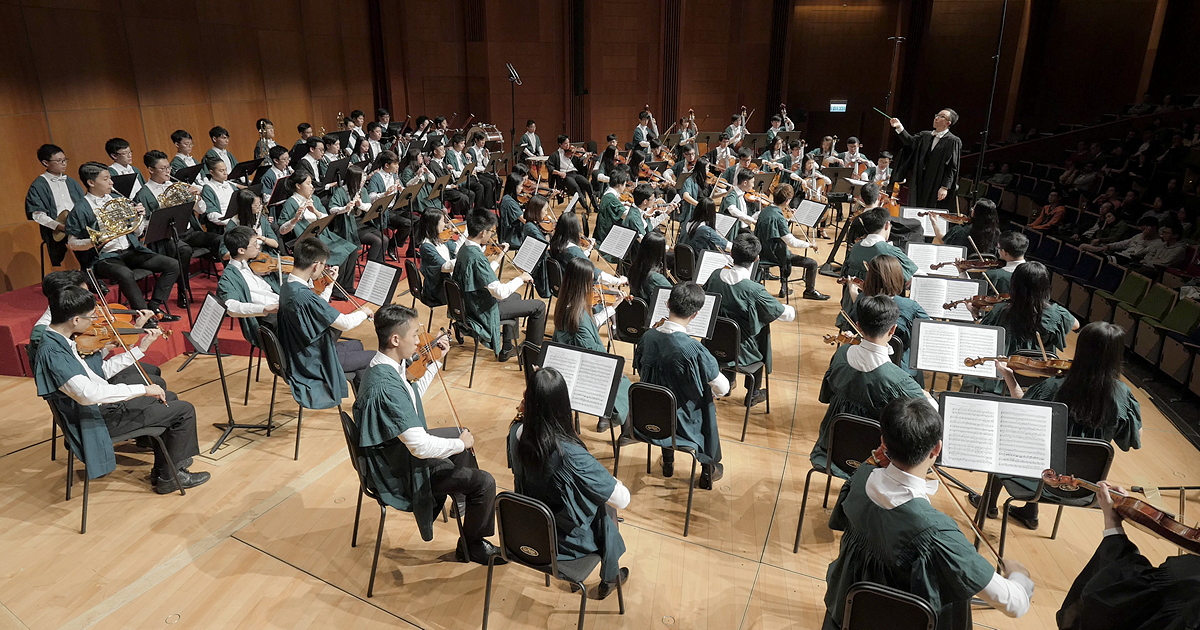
{"left": 0, "top": 114, "right": 54, "bottom": 226}
{"left": 0, "top": 5, "right": 44, "bottom": 117}
{"left": 208, "top": 100, "right": 269, "bottom": 159}
{"left": 203, "top": 26, "right": 268, "bottom": 103}
{"left": 259, "top": 31, "right": 310, "bottom": 100}
{"left": 124, "top": 17, "right": 211, "bottom": 107}
{"left": 24, "top": 7, "right": 140, "bottom": 111}
{"left": 139, "top": 103, "right": 217, "bottom": 152}
{"left": 46, "top": 108, "right": 148, "bottom": 167}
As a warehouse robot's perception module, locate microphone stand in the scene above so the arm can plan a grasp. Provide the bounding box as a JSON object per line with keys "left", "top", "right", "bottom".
{"left": 971, "top": 0, "right": 1009, "bottom": 203}
{"left": 507, "top": 63, "right": 522, "bottom": 166}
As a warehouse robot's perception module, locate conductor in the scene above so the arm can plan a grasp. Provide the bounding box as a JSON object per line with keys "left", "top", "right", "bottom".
{"left": 888, "top": 109, "right": 962, "bottom": 209}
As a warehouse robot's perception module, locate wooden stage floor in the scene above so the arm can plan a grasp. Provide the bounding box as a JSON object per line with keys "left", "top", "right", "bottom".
{"left": 2, "top": 260, "right": 1198, "bottom": 630}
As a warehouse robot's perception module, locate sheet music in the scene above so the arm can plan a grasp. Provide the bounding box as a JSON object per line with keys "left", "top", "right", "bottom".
{"left": 564, "top": 192, "right": 581, "bottom": 214}
{"left": 901, "top": 207, "right": 949, "bottom": 238}
{"left": 694, "top": 250, "right": 734, "bottom": 285}
{"left": 190, "top": 294, "right": 226, "bottom": 353}
{"left": 512, "top": 236, "right": 548, "bottom": 274}
{"left": 912, "top": 321, "right": 999, "bottom": 378}
{"left": 714, "top": 213, "right": 737, "bottom": 236}
{"left": 599, "top": 225, "right": 636, "bottom": 260}
{"left": 941, "top": 396, "right": 999, "bottom": 472}
{"left": 791, "top": 200, "right": 827, "bottom": 227}
{"left": 355, "top": 261, "right": 399, "bottom": 306}
{"left": 909, "top": 276, "right": 983, "bottom": 321}
{"left": 907, "top": 243, "right": 965, "bottom": 277}
{"left": 650, "top": 289, "right": 718, "bottom": 338}
{"left": 995, "top": 403, "right": 1054, "bottom": 477}
{"left": 540, "top": 344, "right": 621, "bottom": 418}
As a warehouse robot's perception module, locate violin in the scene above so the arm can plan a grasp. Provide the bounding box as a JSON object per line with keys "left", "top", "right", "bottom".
{"left": 942, "top": 293, "right": 1010, "bottom": 311}
{"left": 928, "top": 258, "right": 1006, "bottom": 272}
{"left": 836, "top": 276, "right": 865, "bottom": 288}
{"left": 313, "top": 268, "right": 336, "bottom": 295}
{"left": 823, "top": 330, "right": 861, "bottom": 346}
{"left": 963, "top": 355, "right": 1072, "bottom": 378}
{"left": 880, "top": 182, "right": 902, "bottom": 218}
{"left": 591, "top": 286, "right": 632, "bottom": 309}
{"left": 1042, "top": 471, "right": 1200, "bottom": 555}
{"left": 247, "top": 252, "right": 294, "bottom": 275}
{"left": 484, "top": 242, "right": 507, "bottom": 258}
{"left": 75, "top": 303, "right": 172, "bottom": 356}
{"left": 744, "top": 191, "right": 772, "bottom": 206}
{"left": 406, "top": 329, "right": 450, "bottom": 381}
{"left": 439, "top": 220, "right": 467, "bottom": 241}
{"left": 863, "top": 444, "right": 891, "bottom": 467}
{"left": 918, "top": 210, "right": 971, "bottom": 225}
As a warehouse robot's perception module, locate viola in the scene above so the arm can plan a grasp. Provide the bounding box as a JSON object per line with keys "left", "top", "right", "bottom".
{"left": 406, "top": 329, "right": 449, "bottom": 381}
{"left": 823, "top": 330, "right": 861, "bottom": 346}
{"left": 744, "top": 191, "right": 772, "bottom": 206}
{"left": 247, "top": 253, "right": 294, "bottom": 275}
{"left": 591, "top": 286, "right": 631, "bottom": 309}
{"left": 928, "top": 258, "right": 1006, "bottom": 272}
{"left": 836, "top": 276, "right": 865, "bottom": 288}
{"left": 1042, "top": 470, "right": 1200, "bottom": 555}
{"left": 439, "top": 220, "right": 467, "bottom": 241}
{"left": 917, "top": 210, "right": 971, "bottom": 225}
{"left": 943, "top": 293, "right": 1010, "bottom": 311}
{"left": 76, "top": 323, "right": 171, "bottom": 356}
{"left": 963, "top": 355, "right": 1072, "bottom": 378}
{"left": 880, "top": 182, "right": 902, "bottom": 218}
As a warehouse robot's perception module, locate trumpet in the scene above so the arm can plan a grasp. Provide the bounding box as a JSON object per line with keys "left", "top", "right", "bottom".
{"left": 336, "top": 111, "right": 346, "bottom": 131}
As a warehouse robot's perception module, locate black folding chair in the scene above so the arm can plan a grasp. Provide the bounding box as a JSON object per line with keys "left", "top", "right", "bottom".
{"left": 611, "top": 297, "right": 650, "bottom": 363}
{"left": 842, "top": 581, "right": 938, "bottom": 630}
{"left": 618, "top": 382, "right": 701, "bottom": 536}
{"left": 257, "top": 325, "right": 329, "bottom": 460}
{"left": 794, "top": 414, "right": 880, "bottom": 552}
{"left": 545, "top": 257, "right": 564, "bottom": 315}
{"left": 674, "top": 243, "right": 696, "bottom": 282}
{"left": 339, "top": 412, "right": 465, "bottom": 597}
{"left": 404, "top": 259, "right": 436, "bottom": 331}
{"left": 703, "top": 317, "right": 770, "bottom": 442}
{"left": 25, "top": 344, "right": 57, "bottom": 461}
{"left": 444, "top": 278, "right": 516, "bottom": 388}
{"left": 482, "top": 492, "right": 625, "bottom": 630}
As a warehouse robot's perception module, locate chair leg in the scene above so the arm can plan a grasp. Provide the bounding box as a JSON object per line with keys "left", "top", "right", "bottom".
{"left": 352, "top": 489, "right": 364, "bottom": 547}
{"left": 255, "top": 351, "right": 263, "bottom": 382}
{"left": 545, "top": 574, "right": 551, "bottom": 587}
{"left": 66, "top": 450, "right": 74, "bottom": 501}
{"left": 646, "top": 444, "right": 652, "bottom": 475}
{"left": 609, "top": 424, "right": 618, "bottom": 471}
{"left": 50, "top": 416, "right": 57, "bottom": 461}
{"left": 793, "top": 468, "right": 819, "bottom": 553}
{"left": 740, "top": 371, "right": 756, "bottom": 442}
{"left": 81, "top": 472, "right": 90, "bottom": 534}
{"left": 576, "top": 582, "right": 589, "bottom": 630}
{"left": 615, "top": 570, "right": 626, "bottom": 614}
{"left": 822, "top": 470, "right": 834, "bottom": 509}
{"left": 999, "top": 497, "right": 1015, "bottom": 560}
{"left": 481, "top": 556, "right": 497, "bottom": 630}
{"left": 244, "top": 349, "right": 254, "bottom": 406}
{"left": 1050, "top": 505, "right": 1064, "bottom": 540}
{"left": 764, "top": 370, "right": 771, "bottom": 413}
{"left": 294, "top": 406, "right": 303, "bottom": 461}
{"left": 683, "top": 456, "right": 698, "bottom": 537}
{"left": 368, "top": 504, "right": 386, "bottom": 597}
{"left": 267, "top": 376, "right": 278, "bottom": 437}
{"left": 468, "top": 338, "right": 479, "bottom": 388}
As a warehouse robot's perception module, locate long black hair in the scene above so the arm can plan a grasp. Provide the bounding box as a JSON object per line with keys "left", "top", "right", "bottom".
{"left": 968, "top": 198, "right": 1000, "bottom": 255}
{"left": 1055, "top": 322, "right": 1125, "bottom": 430}
{"left": 553, "top": 257, "right": 594, "bottom": 334}
{"left": 1003, "top": 261, "right": 1052, "bottom": 346}
{"left": 630, "top": 230, "right": 668, "bottom": 292}
{"left": 343, "top": 163, "right": 365, "bottom": 200}
{"left": 416, "top": 207, "right": 448, "bottom": 244}
{"left": 512, "top": 367, "right": 582, "bottom": 474}
{"left": 502, "top": 171, "right": 525, "bottom": 199}
{"left": 549, "top": 210, "right": 584, "bottom": 256}
{"left": 229, "top": 188, "right": 261, "bottom": 228}
{"left": 687, "top": 197, "right": 718, "bottom": 239}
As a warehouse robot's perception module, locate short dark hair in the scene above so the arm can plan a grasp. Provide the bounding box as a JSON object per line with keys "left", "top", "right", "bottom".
{"left": 450, "top": 133, "right": 465, "bottom": 145}
{"left": 639, "top": 111, "right": 651, "bottom": 121}
{"left": 366, "top": 122, "right": 382, "bottom": 133}
{"left": 998, "top": 231, "right": 1029, "bottom": 258}
{"left": 38, "top": 143, "right": 64, "bottom": 163}
{"left": 730, "top": 233, "right": 761, "bottom": 266}
{"left": 609, "top": 171, "right": 630, "bottom": 187}
{"left": 224, "top": 226, "right": 256, "bottom": 258}
{"left": 297, "top": 123, "right": 312, "bottom": 134}
{"left": 1137, "top": 216, "right": 1160, "bottom": 228}
{"left": 526, "top": 119, "right": 536, "bottom": 127}
{"left": 350, "top": 109, "right": 365, "bottom": 119}
{"left": 256, "top": 118, "right": 273, "bottom": 131}
{"left": 49, "top": 285, "right": 95, "bottom": 325}
{"left": 855, "top": 294, "right": 899, "bottom": 337}
{"left": 878, "top": 151, "right": 893, "bottom": 161}
{"left": 105, "top": 138, "right": 130, "bottom": 157}
{"left": 737, "top": 148, "right": 752, "bottom": 160}
{"left": 292, "top": 236, "right": 330, "bottom": 269}
{"left": 942, "top": 108, "right": 959, "bottom": 125}
{"left": 1161, "top": 219, "right": 1183, "bottom": 234}
{"left": 170, "top": 129, "right": 192, "bottom": 144}
{"left": 860, "top": 183, "right": 881, "bottom": 206}
{"left": 42, "top": 270, "right": 86, "bottom": 299}
{"left": 667, "top": 282, "right": 705, "bottom": 318}
{"left": 859, "top": 207, "right": 890, "bottom": 234}
{"left": 204, "top": 155, "right": 225, "bottom": 172}
{"left": 306, "top": 136, "right": 322, "bottom": 152}
{"left": 880, "top": 397, "right": 943, "bottom": 467}
{"left": 209, "top": 126, "right": 229, "bottom": 139}
{"left": 736, "top": 170, "right": 753, "bottom": 185}
{"left": 719, "top": 132, "right": 730, "bottom": 141}
{"left": 322, "top": 135, "right": 340, "bottom": 150}
{"left": 632, "top": 183, "right": 654, "bottom": 207}
{"left": 770, "top": 115, "right": 782, "bottom": 124}
{"left": 847, "top": 136, "right": 860, "bottom": 145}
{"left": 556, "top": 134, "right": 569, "bottom": 145}
{"left": 78, "top": 161, "right": 108, "bottom": 188}
{"left": 374, "top": 304, "right": 419, "bottom": 348}
{"left": 143, "top": 150, "right": 168, "bottom": 169}
{"left": 268, "top": 145, "right": 289, "bottom": 161}
{"left": 376, "top": 108, "right": 390, "bottom": 119}
{"left": 466, "top": 208, "right": 497, "bottom": 237}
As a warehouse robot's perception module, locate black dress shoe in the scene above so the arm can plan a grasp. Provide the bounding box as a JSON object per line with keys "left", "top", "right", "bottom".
{"left": 803, "top": 289, "right": 831, "bottom": 301}
{"left": 1007, "top": 504, "right": 1040, "bottom": 530}
{"left": 154, "top": 468, "right": 211, "bottom": 494}
{"left": 697, "top": 468, "right": 713, "bottom": 490}
{"left": 744, "top": 389, "right": 767, "bottom": 407}
{"left": 710, "top": 463, "right": 724, "bottom": 483}
{"left": 617, "top": 434, "right": 638, "bottom": 448}
{"left": 596, "top": 567, "right": 630, "bottom": 600}
{"left": 777, "top": 287, "right": 794, "bottom": 298}
{"left": 595, "top": 416, "right": 613, "bottom": 432}
{"left": 154, "top": 309, "right": 181, "bottom": 323}
{"left": 661, "top": 456, "right": 674, "bottom": 478}
{"left": 967, "top": 492, "right": 999, "bottom": 519}
{"left": 465, "top": 539, "right": 507, "bottom": 565}
{"left": 497, "top": 344, "right": 515, "bottom": 362}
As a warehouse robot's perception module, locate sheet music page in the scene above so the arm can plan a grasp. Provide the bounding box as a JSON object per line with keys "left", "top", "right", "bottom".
{"left": 714, "top": 213, "right": 737, "bottom": 237}
{"left": 512, "top": 237, "right": 548, "bottom": 274}
{"left": 941, "top": 396, "right": 999, "bottom": 472}
{"left": 355, "top": 261, "right": 398, "bottom": 306}
{"left": 995, "top": 402, "right": 1054, "bottom": 477}
{"left": 909, "top": 276, "right": 951, "bottom": 319}
{"left": 956, "top": 325, "right": 1000, "bottom": 378}
{"left": 564, "top": 192, "right": 581, "bottom": 214}
{"left": 599, "top": 225, "right": 636, "bottom": 260}
{"left": 650, "top": 290, "right": 717, "bottom": 338}
{"left": 540, "top": 345, "right": 619, "bottom": 417}
{"left": 540, "top": 344, "right": 582, "bottom": 391}
{"left": 694, "top": 251, "right": 734, "bottom": 286}
{"left": 901, "top": 207, "right": 948, "bottom": 238}
{"left": 793, "top": 200, "right": 827, "bottom": 227}
{"left": 907, "top": 243, "right": 963, "bottom": 277}
{"left": 941, "top": 280, "right": 986, "bottom": 322}
{"left": 913, "top": 322, "right": 962, "bottom": 373}
{"left": 190, "top": 294, "right": 225, "bottom": 353}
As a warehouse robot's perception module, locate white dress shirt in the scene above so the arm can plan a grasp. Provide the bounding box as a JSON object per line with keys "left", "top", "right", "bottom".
{"left": 109, "top": 162, "right": 143, "bottom": 198}
{"left": 726, "top": 189, "right": 756, "bottom": 226}
{"left": 655, "top": 320, "right": 730, "bottom": 396}
{"left": 35, "top": 172, "right": 75, "bottom": 229}
{"left": 864, "top": 463, "right": 1035, "bottom": 618}
{"left": 203, "top": 180, "right": 237, "bottom": 225}
{"left": 69, "top": 193, "right": 133, "bottom": 254}
{"left": 424, "top": 239, "right": 456, "bottom": 272}
{"left": 212, "top": 148, "right": 233, "bottom": 172}
{"left": 224, "top": 260, "right": 281, "bottom": 316}
{"left": 555, "top": 148, "right": 578, "bottom": 174}
{"left": 46, "top": 328, "right": 147, "bottom": 404}
{"left": 369, "top": 352, "right": 464, "bottom": 459}
{"left": 717, "top": 266, "right": 795, "bottom": 322}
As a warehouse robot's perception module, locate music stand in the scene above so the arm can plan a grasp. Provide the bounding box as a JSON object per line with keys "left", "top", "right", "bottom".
{"left": 661, "top": 133, "right": 682, "bottom": 148}
{"left": 266, "top": 178, "right": 292, "bottom": 207}
{"left": 228, "top": 160, "right": 263, "bottom": 184}
{"left": 488, "top": 150, "right": 506, "bottom": 175}
{"left": 173, "top": 164, "right": 204, "bottom": 185}
{"left": 694, "top": 132, "right": 723, "bottom": 152}
{"left": 775, "top": 131, "right": 803, "bottom": 144}
{"left": 143, "top": 201, "right": 199, "bottom": 325}
{"left": 297, "top": 213, "right": 336, "bottom": 241}
{"left": 359, "top": 191, "right": 396, "bottom": 227}
{"left": 250, "top": 164, "right": 271, "bottom": 184}
{"left": 742, "top": 133, "right": 769, "bottom": 152}
{"left": 186, "top": 294, "right": 255, "bottom": 454}
{"left": 320, "top": 157, "right": 351, "bottom": 188}
{"left": 394, "top": 183, "right": 421, "bottom": 215}
{"left": 111, "top": 173, "right": 138, "bottom": 199}
{"left": 428, "top": 174, "right": 452, "bottom": 202}
{"left": 752, "top": 171, "right": 777, "bottom": 194}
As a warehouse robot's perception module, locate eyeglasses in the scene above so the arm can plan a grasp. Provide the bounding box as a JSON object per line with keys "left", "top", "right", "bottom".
{"left": 48, "top": 157, "right": 69, "bottom": 164}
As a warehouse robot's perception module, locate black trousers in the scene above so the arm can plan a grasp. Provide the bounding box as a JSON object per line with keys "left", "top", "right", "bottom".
{"left": 41, "top": 225, "right": 69, "bottom": 266}
{"left": 109, "top": 362, "right": 167, "bottom": 389}
{"left": 427, "top": 427, "right": 496, "bottom": 543}
{"left": 497, "top": 295, "right": 546, "bottom": 349}
{"left": 100, "top": 393, "right": 199, "bottom": 478}
{"left": 93, "top": 248, "right": 180, "bottom": 311}
{"left": 474, "top": 173, "right": 499, "bottom": 209}
{"left": 443, "top": 187, "right": 472, "bottom": 217}
{"left": 561, "top": 172, "right": 595, "bottom": 208}
{"left": 462, "top": 179, "right": 485, "bottom": 211}
{"left": 335, "top": 338, "right": 374, "bottom": 389}
{"left": 781, "top": 252, "right": 819, "bottom": 290}
{"left": 359, "top": 227, "right": 385, "bottom": 263}
{"left": 388, "top": 211, "right": 415, "bottom": 258}
{"left": 149, "top": 236, "right": 193, "bottom": 302}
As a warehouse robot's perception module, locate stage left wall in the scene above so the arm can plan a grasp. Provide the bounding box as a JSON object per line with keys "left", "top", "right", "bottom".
{"left": 0, "top": 0, "right": 375, "bottom": 294}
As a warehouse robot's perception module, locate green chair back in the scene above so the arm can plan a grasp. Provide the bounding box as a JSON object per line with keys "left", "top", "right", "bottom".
{"left": 1110, "top": 272, "right": 1150, "bottom": 305}
{"left": 1158, "top": 298, "right": 1200, "bottom": 335}
{"left": 1132, "top": 284, "right": 1177, "bottom": 321}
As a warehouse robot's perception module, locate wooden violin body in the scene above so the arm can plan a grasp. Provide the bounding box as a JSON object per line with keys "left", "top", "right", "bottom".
{"left": 823, "top": 330, "right": 861, "bottom": 346}
{"left": 918, "top": 210, "right": 971, "bottom": 225}
{"left": 591, "top": 286, "right": 631, "bottom": 309}
{"left": 963, "top": 355, "right": 1072, "bottom": 378}
{"left": 943, "top": 293, "right": 1010, "bottom": 311}
{"left": 75, "top": 303, "right": 171, "bottom": 356}
{"left": 929, "top": 258, "right": 1006, "bottom": 272}
{"left": 880, "top": 182, "right": 902, "bottom": 217}
{"left": 248, "top": 253, "right": 294, "bottom": 275}
{"left": 836, "top": 276, "right": 865, "bottom": 288}
{"left": 439, "top": 220, "right": 467, "bottom": 241}
{"left": 407, "top": 330, "right": 449, "bottom": 381}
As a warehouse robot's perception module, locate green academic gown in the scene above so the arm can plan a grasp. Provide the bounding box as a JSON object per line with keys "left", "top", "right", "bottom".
{"left": 678, "top": 176, "right": 701, "bottom": 225}
{"left": 637, "top": 271, "right": 673, "bottom": 304}
{"left": 170, "top": 156, "right": 195, "bottom": 175}
{"left": 399, "top": 166, "right": 439, "bottom": 212}
{"left": 278, "top": 195, "right": 357, "bottom": 268}
{"left": 704, "top": 270, "right": 784, "bottom": 369}
{"left": 418, "top": 239, "right": 458, "bottom": 306}
{"left": 840, "top": 239, "right": 918, "bottom": 317}
{"left": 520, "top": 223, "right": 551, "bottom": 298}
{"left": 362, "top": 171, "right": 393, "bottom": 232}
{"left": 277, "top": 278, "right": 348, "bottom": 409}
{"left": 217, "top": 263, "right": 281, "bottom": 345}
{"left": 812, "top": 344, "right": 926, "bottom": 477}
{"left": 594, "top": 191, "right": 624, "bottom": 247}
{"left": 450, "top": 242, "right": 503, "bottom": 355}
{"left": 552, "top": 244, "right": 602, "bottom": 283}
{"left": 753, "top": 205, "right": 794, "bottom": 273}
{"left": 718, "top": 192, "right": 747, "bottom": 241}
{"left": 221, "top": 214, "right": 279, "bottom": 258}
{"left": 843, "top": 295, "right": 929, "bottom": 377}
{"left": 633, "top": 327, "right": 722, "bottom": 464}
{"left": 354, "top": 363, "right": 445, "bottom": 541}
{"left": 328, "top": 186, "right": 364, "bottom": 247}
{"left": 507, "top": 424, "right": 626, "bottom": 581}
{"left": 498, "top": 194, "right": 524, "bottom": 249}
{"left": 823, "top": 464, "right": 995, "bottom": 630}
{"left": 33, "top": 331, "right": 118, "bottom": 478}
{"left": 26, "top": 174, "right": 86, "bottom": 265}
{"left": 552, "top": 312, "right": 631, "bottom": 426}
{"left": 983, "top": 265, "right": 1017, "bottom": 296}
{"left": 677, "top": 223, "right": 728, "bottom": 254}
{"left": 962, "top": 302, "right": 1075, "bottom": 395}
{"left": 201, "top": 148, "right": 237, "bottom": 179}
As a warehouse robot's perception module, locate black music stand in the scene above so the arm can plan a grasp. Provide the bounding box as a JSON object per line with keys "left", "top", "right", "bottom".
{"left": 174, "top": 164, "right": 204, "bottom": 185}
{"left": 250, "top": 163, "right": 271, "bottom": 184}
{"left": 228, "top": 160, "right": 262, "bottom": 185}
{"left": 661, "top": 133, "right": 682, "bottom": 148}
{"left": 694, "top": 132, "right": 724, "bottom": 152}
{"left": 358, "top": 192, "right": 396, "bottom": 228}
{"left": 751, "top": 171, "right": 777, "bottom": 194}
{"left": 297, "top": 213, "right": 337, "bottom": 241}
{"left": 321, "top": 157, "right": 351, "bottom": 188}
{"left": 111, "top": 173, "right": 138, "bottom": 199}
{"left": 775, "top": 131, "right": 803, "bottom": 144}
{"left": 742, "top": 133, "right": 769, "bottom": 152}
{"left": 179, "top": 294, "right": 248, "bottom": 455}
{"left": 266, "top": 177, "right": 293, "bottom": 208}
{"left": 143, "top": 201, "right": 199, "bottom": 326}
{"left": 428, "top": 174, "right": 452, "bottom": 201}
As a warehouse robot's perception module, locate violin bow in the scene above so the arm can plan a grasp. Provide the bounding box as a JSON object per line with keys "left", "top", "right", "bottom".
{"left": 967, "top": 236, "right": 1002, "bottom": 296}
{"left": 932, "top": 465, "right": 1006, "bottom": 571}
{"left": 1035, "top": 332, "right": 1049, "bottom": 362}
{"left": 427, "top": 325, "right": 473, "bottom": 456}
{"left": 839, "top": 309, "right": 865, "bottom": 340}
{"left": 85, "top": 269, "right": 165, "bottom": 406}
